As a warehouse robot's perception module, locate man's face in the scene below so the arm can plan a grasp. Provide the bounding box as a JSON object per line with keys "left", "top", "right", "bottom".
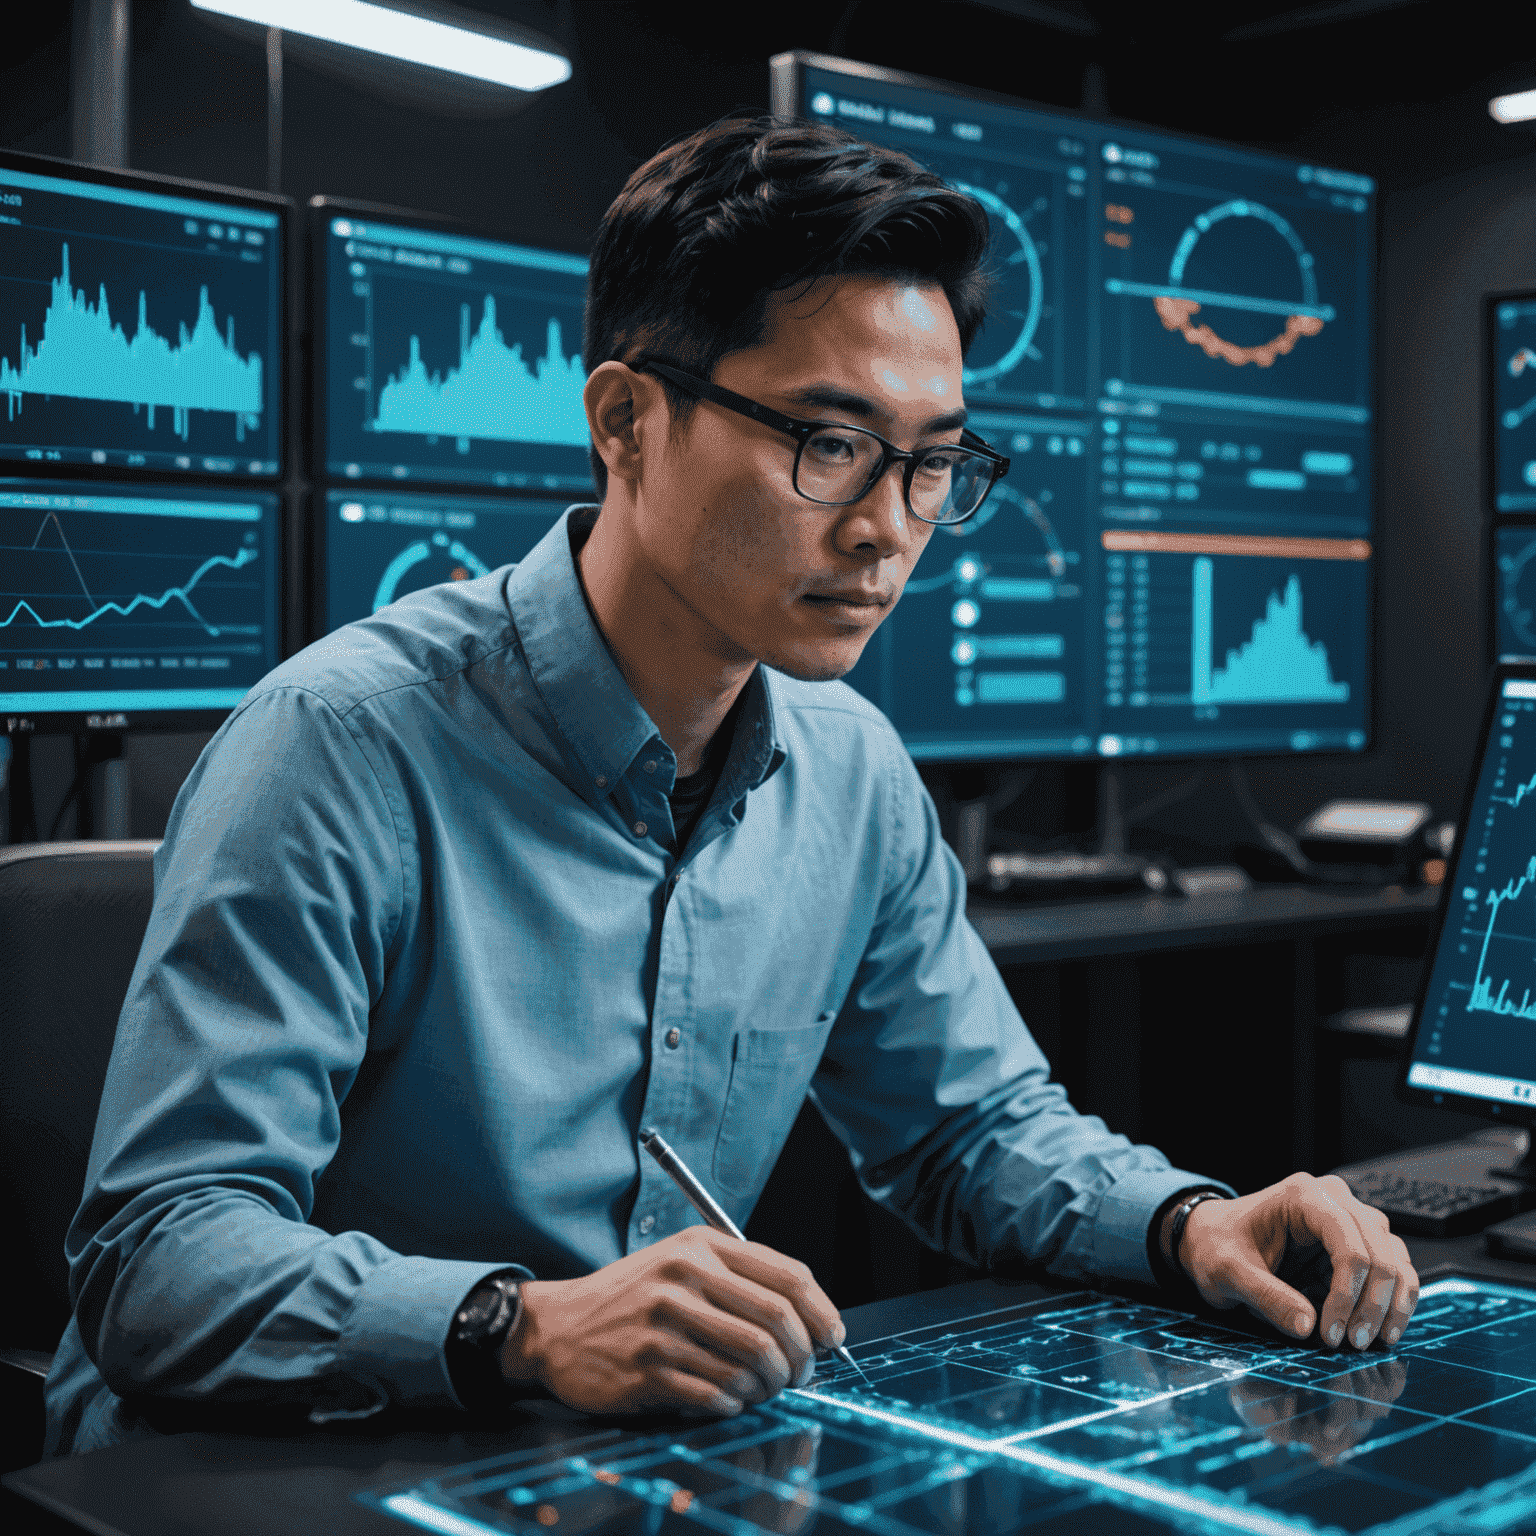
{"left": 633, "top": 275, "right": 966, "bottom": 682}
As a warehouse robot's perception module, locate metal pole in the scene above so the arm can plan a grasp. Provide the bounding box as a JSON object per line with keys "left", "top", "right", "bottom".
{"left": 266, "top": 26, "right": 283, "bottom": 195}
{"left": 71, "top": 0, "right": 131, "bottom": 169}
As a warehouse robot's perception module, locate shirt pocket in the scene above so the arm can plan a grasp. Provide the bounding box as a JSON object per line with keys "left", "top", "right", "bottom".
{"left": 712, "top": 1011, "right": 836, "bottom": 1197}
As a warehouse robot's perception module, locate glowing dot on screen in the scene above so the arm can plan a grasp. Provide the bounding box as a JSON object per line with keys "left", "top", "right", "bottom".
{"left": 340, "top": 503, "right": 365, "bottom": 522}
{"left": 811, "top": 92, "right": 834, "bottom": 115}
{"left": 951, "top": 638, "right": 976, "bottom": 665}
{"left": 951, "top": 599, "right": 980, "bottom": 628}
{"left": 957, "top": 558, "right": 981, "bottom": 582}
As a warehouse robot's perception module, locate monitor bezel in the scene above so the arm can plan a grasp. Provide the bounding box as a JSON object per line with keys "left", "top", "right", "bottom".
{"left": 1487, "top": 287, "right": 1536, "bottom": 520}
{"left": 0, "top": 146, "right": 292, "bottom": 488}
{"left": 0, "top": 477, "right": 287, "bottom": 738}
{"left": 1396, "top": 658, "right": 1536, "bottom": 1130}
{"left": 307, "top": 193, "right": 593, "bottom": 497}
{"left": 769, "top": 50, "right": 1381, "bottom": 771}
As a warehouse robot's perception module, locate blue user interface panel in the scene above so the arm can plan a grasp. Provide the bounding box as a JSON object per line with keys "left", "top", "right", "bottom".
{"left": 1495, "top": 525, "right": 1536, "bottom": 660}
{"left": 0, "top": 479, "right": 280, "bottom": 724}
{"left": 320, "top": 212, "right": 593, "bottom": 493}
{"left": 0, "top": 158, "right": 281, "bottom": 477}
{"left": 1404, "top": 674, "right": 1536, "bottom": 1112}
{"left": 777, "top": 57, "right": 1374, "bottom": 763}
{"left": 1494, "top": 295, "right": 1536, "bottom": 514}
{"left": 370, "top": 1280, "right": 1536, "bottom": 1536}
{"left": 323, "top": 488, "right": 566, "bottom": 633}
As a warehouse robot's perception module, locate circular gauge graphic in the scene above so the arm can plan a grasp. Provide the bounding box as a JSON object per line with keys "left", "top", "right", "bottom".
{"left": 941, "top": 484, "right": 1067, "bottom": 578}
{"left": 1499, "top": 532, "right": 1536, "bottom": 652}
{"left": 372, "top": 529, "right": 491, "bottom": 612}
{"left": 952, "top": 183, "right": 1044, "bottom": 385}
{"left": 1151, "top": 199, "right": 1334, "bottom": 369}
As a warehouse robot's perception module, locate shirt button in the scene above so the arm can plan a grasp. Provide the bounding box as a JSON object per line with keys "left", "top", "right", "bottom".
{"left": 634, "top": 821, "right": 647, "bottom": 837}
{"left": 638, "top": 1214, "right": 655, "bottom": 1234}
{"left": 595, "top": 775, "right": 607, "bottom": 788}
{"left": 643, "top": 760, "right": 657, "bottom": 773}
{"left": 665, "top": 1027, "right": 681, "bottom": 1049}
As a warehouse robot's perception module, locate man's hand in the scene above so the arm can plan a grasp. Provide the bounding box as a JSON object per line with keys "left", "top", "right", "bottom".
{"left": 498, "top": 1227, "right": 845, "bottom": 1417}
{"left": 1167, "top": 1173, "right": 1419, "bottom": 1350}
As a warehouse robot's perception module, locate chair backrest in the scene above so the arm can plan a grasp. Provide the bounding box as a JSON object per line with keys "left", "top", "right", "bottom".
{"left": 0, "top": 841, "right": 158, "bottom": 1350}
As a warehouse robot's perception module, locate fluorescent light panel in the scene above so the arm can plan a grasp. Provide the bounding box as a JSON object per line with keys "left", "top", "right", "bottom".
{"left": 191, "top": 0, "right": 571, "bottom": 91}
{"left": 1489, "top": 88, "right": 1536, "bottom": 124}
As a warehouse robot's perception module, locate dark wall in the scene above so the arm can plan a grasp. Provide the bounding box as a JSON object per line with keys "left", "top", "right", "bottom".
{"left": 3, "top": 2, "right": 1535, "bottom": 842}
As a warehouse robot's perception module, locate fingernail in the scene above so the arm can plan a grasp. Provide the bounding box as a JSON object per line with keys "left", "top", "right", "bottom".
{"left": 833, "top": 1323, "right": 847, "bottom": 1346}
{"left": 1327, "top": 1323, "right": 1343, "bottom": 1347}
{"left": 1384, "top": 1326, "right": 1400, "bottom": 1345}
{"left": 1354, "top": 1326, "right": 1370, "bottom": 1350}
{"left": 1293, "top": 1312, "right": 1311, "bottom": 1337}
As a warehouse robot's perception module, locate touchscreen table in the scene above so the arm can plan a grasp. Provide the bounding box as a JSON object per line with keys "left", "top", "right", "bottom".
{"left": 368, "top": 1278, "right": 1536, "bottom": 1536}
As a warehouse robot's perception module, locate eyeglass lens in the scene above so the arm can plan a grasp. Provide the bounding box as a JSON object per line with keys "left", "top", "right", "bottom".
{"left": 794, "top": 427, "right": 993, "bottom": 523}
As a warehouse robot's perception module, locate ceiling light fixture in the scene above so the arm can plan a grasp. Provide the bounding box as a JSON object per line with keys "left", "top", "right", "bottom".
{"left": 191, "top": 0, "right": 571, "bottom": 92}
{"left": 1489, "top": 88, "right": 1536, "bottom": 124}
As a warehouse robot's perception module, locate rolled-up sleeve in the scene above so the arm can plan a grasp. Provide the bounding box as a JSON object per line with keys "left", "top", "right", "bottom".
{"left": 811, "top": 735, "right": 1231, "bottom": 1289}
{"left": 60, "top": 687, "right": 516, "bottom": 1422}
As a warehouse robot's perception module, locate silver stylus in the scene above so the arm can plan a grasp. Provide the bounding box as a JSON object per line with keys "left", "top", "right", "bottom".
{"left": 639, "top": 1126, "right": 870, "bottom": 1386}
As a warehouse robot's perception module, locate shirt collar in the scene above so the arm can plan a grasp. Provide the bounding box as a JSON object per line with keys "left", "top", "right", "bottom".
{"left": 505, "top": 506, "right": 786, "bottom": 805}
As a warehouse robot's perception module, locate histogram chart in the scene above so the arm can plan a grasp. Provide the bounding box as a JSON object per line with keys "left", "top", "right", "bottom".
{"left": 1408, "top": 676, "right": 1536, "bottom": 1110}
{"left": 1095, "top": 533, "right": 1368, "bottom": 757}
{"left": 321, "top": 213, "right": 593, "bottom": 491}
{"left": 0, "top": 158, "right": 280, "bottom": 475}
{"left": 322, "top": 489, "right": 565, "bottom": 633}
{"left": 0, "top": 479, "right": 279, "bottom": 721}
{"left": 1494, "top": 295, "right": 1536, "bottom": 513}
{"left": 368, "top": 1280, "right": 1536, "bottom": 1536}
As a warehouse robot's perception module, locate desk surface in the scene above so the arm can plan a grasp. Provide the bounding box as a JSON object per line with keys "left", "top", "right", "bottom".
{"left": 11, "top": 1267, "right": 1536, "bottom": 1536}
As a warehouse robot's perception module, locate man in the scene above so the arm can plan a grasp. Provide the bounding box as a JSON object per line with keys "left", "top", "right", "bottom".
{"left": 45, "top": 117, "right": 1417, "bottom": 1455}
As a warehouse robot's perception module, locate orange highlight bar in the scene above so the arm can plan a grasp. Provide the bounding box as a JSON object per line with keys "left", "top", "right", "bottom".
{"left": 1102, "top": 531, "right": 1371, "bottom": 561}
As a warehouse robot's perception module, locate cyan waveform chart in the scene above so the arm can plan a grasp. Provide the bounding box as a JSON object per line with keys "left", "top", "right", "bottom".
{"left": 1408, "top": 675, "right": 1536, "bottom": 1110}
{"left": 367, "top": 1279, "right": 1536, "bottom": 1536}
{"left": 322, "top": 488, "right": 564, "bottom": 633}
{"left": 0, "top": 481, "right": 279, "bottom": 719}
{"left": 0, "top": 160, "right": 280, "bottom": 475}
{"left": 322, "top": 213, "right": 593, "bottom": 492}
{"left": 1494, "top": 297, "right": 1536, "bottom": 513}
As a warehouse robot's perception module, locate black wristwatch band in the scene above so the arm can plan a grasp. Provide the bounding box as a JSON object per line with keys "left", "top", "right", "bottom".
{"left": 1148, "top": 1186, "right": 1226, "bottom": 1292}
{"left": 1169, "top": 1190, "right": 1227, "bottom": 1276}
{"left": 446, "top": 1271, "right": 522, "bottom": 1412}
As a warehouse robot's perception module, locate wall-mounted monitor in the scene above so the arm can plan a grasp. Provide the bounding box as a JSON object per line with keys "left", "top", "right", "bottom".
{"left": 312, "top": 198, "right": 593, "bottom": 495}
{"left": 0, "top": 478, "right": 281, "bottom": 733}
{"left": 772, "top": 53, "right": 1376, "bottom": 763}
{"left": 0, "top": 149, "right": 285, "bottom": 480}
{"left": 1495, "top": 522, "right": 1536, "bottom": 661}
{"left": 318, "top": 487, "right": 568, "bottom": 636}
{"left": 1491, "top": 291, "right": 1536, "bottom": 514}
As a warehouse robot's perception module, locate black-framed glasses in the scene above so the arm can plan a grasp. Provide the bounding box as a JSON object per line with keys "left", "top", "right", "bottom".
{"left": 637, "top": 358, "right": 1009, "bottom": 527}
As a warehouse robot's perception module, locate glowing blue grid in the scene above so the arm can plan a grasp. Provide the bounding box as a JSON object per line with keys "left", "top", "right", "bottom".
{"left": 365, "top": 1278, "right": 1536, "bottom": 1535}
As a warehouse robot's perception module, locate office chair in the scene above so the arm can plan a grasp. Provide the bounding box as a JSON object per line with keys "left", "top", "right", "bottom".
{"left": 0, "top": 840, "right": 158, "bottom": 1471}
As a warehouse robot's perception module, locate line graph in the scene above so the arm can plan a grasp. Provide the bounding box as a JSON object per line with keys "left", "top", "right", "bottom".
{"left": 0, "top": 244, "right": 263, "bottom": 441}
{"left": 1492, "top": 771, "right": 1536, "bottom": 810}
{"left": 1468, "top": 856, "right": 1536, "bottom": 1019}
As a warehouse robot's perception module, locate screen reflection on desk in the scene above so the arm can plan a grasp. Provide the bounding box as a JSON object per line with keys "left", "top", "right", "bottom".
{"left": 367, "top": 1278, "right": 1536, "bottom": 1536}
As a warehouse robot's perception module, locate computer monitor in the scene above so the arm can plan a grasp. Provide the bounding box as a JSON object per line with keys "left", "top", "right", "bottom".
{"left": 1494, "top": 523, "right": 1536, "bottom": 661}
{"left": 1399, "top": 663, "right": 1536, "bottom": 1150}
{"left": 318, "top": 487, "right": 569, "bottom": 636}
{"left": 1491, "top": 291, "right": 1536, "bottom": 515}
{"left": 0, "top": 478, "right": 282, "bottom": 734}
{"left": 312, "top": 198, "right": 593, "bottom": 495}
{"left": 772, "top": 53, "right": 1376, "bottom": 764}
{"left": 0, "top": 149, "right": 285, "bottom": 479}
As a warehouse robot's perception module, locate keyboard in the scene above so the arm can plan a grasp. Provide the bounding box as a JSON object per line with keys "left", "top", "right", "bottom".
{"left": 1343, "top": 1172, "right": 1523, "bottom": 1238}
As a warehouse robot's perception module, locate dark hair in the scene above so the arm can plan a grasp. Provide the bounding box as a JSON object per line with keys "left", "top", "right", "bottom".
{"left": 582, "top": 114, "right": 994, "bottom": 494}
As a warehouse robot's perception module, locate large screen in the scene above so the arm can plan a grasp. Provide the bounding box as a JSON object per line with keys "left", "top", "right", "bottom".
{"left": 1494, "top": 524, "right": 1536, "bottom": 660}
{"left": 0, "top": 478, "right": 281, "bottom": 732}
{"left": 1402, "top": 669, "right": 1536, "bottom": 1123}
{"left": 315, "top": 204, "right": 594, "bottom": 494}
{"left": 320, "top": 487, "right": 567, "bottom": 635}
{"left": 0, "top": 151, "right": 283, "bottom": 479}
{"left": 772, "top": 54, "right": 1375, "bottom": 763}
{"left": 1492, "top": 292, "right": 1536, "bottom": 514}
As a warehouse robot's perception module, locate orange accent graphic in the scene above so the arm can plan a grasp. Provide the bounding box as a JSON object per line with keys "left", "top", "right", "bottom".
{"left": 1105, "top": 204, "right": 1134, "bottom": 224}
{"left": 1154, "top": 295, "right": 1324, "bottom": 368}
{"left": 1102, "top": 530, "right": 1370, "bottom": 562}
{"left": 1511, "top": 347, "right": 1536, "bottom": 378}
{"left": 535, "top": 1505, "right": 559, "bottom": 1526}
{"left": 1105, "top": 231, "right": 1130, "bottom": 249}
{"left": 592, "top": 1469, "right": 621, "bottom": 1486}
{"left": 669, "top": 1491, "right": 695, "bottom": 1514}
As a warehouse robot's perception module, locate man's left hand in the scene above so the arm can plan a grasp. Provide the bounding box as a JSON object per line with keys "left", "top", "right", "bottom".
{"left": 1166, "top": 1174, "right": 1420, "bottom": 1351}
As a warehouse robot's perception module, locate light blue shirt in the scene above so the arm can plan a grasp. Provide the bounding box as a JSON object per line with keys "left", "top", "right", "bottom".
{"left": 45, "top": 505, "right": 1223, "bottom": 1455}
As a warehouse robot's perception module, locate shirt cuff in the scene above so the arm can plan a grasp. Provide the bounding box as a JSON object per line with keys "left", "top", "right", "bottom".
{"left": 337, "top": 1255, "right": 536, "bottom": 1411}
{"left": 1093, "top": 1168, "right": 1236, "bottom": 1287}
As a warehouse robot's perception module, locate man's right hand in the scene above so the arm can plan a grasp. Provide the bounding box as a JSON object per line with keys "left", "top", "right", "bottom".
{"left": 498, "top": 1227, "right": 845, "bottom": 1417}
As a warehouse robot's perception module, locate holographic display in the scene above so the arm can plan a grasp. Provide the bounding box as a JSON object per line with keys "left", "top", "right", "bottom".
{"left": 773, "top": 55, "right": 1374, "bottom": 763}
{"left": 0, "top": 477, "right": 280, "bottom": 726}
{"left": 1495, "top": 525, "right": 1536, "bottom": 660}
{"left": 1494, "top": 295, "right": 1536, "bottom": 515}
{"left": 321, "top": 488, "right": 566, "bottom": 633}
{"left": 368, "top": 1279, "right": 1536, "bottom": 1536}
{"left": 0, "top": 154, "right": 281, "bottom": 477}
{"left": 319, "top": 211, "right": 593, "bottom": 493}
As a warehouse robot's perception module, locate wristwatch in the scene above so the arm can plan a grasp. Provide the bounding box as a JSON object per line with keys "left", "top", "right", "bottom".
{"left": 1169, "top": 1190, "right": 1227, "bottom": 1277}
{"left": 446, "top": 1271, "right": 523, "bottom": 1410}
